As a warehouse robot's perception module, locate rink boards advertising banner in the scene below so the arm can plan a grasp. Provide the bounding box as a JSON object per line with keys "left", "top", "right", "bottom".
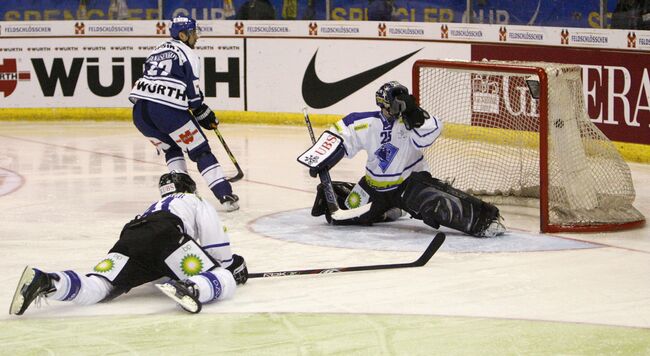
{"left": 472, "top": 44, "right": 650, "bottom": 144}
{"left": 0, "top": 0, "right": 617, "bottom": 28}
{"left": 0, "top": 20, "right": 649, "bottom": 145}
{"left": 0, "top": 21, "right": 245, "bottom": 110}
{"left": 0, "top": 37, "right": 245, "bottom": 110}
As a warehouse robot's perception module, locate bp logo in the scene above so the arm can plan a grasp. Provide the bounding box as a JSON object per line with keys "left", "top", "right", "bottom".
{"left": 0, "top": 59, "right": 31, "bottom": 98}
{"left": 346, "top": 191, "right": 362, "bottom": 208}
{"left": 180, "top": 254, "right": 204, "bottom": 276}
{"left": 94, "top": 258, "right": 115, "bottom": 273}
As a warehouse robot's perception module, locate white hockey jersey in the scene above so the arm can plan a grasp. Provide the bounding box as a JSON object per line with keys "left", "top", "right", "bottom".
{"left": 331, "top": 110, "right": 442, "bottom": 191}
{"left": 129, "top": 39, "right": 203, "bottom": 110}
{"left": 141, "top": 193, "right": 232, "bottom": 265}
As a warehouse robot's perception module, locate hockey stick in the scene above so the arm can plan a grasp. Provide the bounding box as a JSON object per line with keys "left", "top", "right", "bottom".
{"left": 302, "top": 107, "right": 318, "bottom": 144}
{"left": 302, "top": 108, "right": 371, "bottom": 221}
{"left": 303, "top": 108, "right": 341, "bottom": 217}
{"left": 248, "top": 232, "right": 445, "bottom": 278}
{"left": 213, "top": 127, "right": 244, "bottom": 182}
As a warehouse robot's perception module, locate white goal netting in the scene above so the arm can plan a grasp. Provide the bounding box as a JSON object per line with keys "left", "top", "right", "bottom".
{"left": 415, "top": 60, "right": 644, "bottom": 232}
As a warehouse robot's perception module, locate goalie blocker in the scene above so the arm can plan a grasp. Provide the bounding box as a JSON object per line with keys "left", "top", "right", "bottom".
{"left": 311, "top": 171, "right": 504, "bottom": 237}
{"left": 297, "top": 130, "right": 346, "bottom": 178}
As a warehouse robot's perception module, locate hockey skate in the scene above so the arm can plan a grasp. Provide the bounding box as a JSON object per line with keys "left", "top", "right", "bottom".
{"left": 382, "top": 207, "right": 405, "bottom": 222}
{"left": 10, "top": 266, "right": 56, "bottom": 315}
{"left": 156, "top": 279, "right": 202, "bottom": 314}
{"left": 479, "top": 218, "right": 507, "bottom": 238}
{"left": 226, "top": 254, "right": 248, "bottom": 285}
{"left": 219, "top": 194, "right": 240, "bottom": 212}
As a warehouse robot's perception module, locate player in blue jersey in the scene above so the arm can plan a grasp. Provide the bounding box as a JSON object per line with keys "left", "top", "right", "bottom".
{"left": 129, "top": 16, "right": 239, "bottom": 212}
{"left": 10, "top": 172, "right": 248, "bottom": 315}
{"left": 307, "top": 81, "right": 506, "bottom": 237}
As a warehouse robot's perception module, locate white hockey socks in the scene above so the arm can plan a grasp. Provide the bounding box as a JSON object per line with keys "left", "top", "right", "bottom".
{"left": 166, "top": 156, "right": 188, "bottom": 173}
{"left": 49, "top": 271, "right": 113, "bottom": 305}
{"left": 188, "top": 267, "right": 236, "bottom": 303}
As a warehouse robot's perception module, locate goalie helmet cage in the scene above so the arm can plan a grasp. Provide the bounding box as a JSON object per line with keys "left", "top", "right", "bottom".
{"left": 412, "top": 59, "right": 645, "bottom": 233}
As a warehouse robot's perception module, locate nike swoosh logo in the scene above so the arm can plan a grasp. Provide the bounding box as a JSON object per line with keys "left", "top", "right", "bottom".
{"left": 302, "top": 48, "right": 422, "bottom": 109}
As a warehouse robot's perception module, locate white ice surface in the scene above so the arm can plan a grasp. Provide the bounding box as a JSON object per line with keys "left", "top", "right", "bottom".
{"left": 0, "top": 122, "right": 648, "bottom": 353}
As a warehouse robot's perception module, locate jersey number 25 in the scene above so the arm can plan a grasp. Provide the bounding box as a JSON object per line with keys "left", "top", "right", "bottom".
{"left": 380, "top": 131, "right": 392, "bottom": 144}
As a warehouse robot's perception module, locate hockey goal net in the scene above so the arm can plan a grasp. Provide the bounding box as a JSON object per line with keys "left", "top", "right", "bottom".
{"left": 412, "top": 59, "right": 645, "bottom": 233}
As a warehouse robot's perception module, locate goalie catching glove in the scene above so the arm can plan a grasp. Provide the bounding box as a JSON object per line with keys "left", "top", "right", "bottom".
{"left": 192, "top": 103, "right": 219, "bottom": 130}
{"left": 393, "top": 94, "right": 430, "bottom": 130}
{"left": 297, "top": 130, "right": 346, "bottom": 178}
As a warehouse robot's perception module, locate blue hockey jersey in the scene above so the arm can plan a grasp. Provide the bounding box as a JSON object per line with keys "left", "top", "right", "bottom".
{"left": 129, "top": 39, "right": 203, "bottom": 110}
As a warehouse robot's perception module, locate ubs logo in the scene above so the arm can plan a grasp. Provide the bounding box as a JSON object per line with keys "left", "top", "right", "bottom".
{"left": 0, "top": 59, "right": 31, "bottom": 97}
{"left": 309, "top": 22, "right": 317, "bottom": 36}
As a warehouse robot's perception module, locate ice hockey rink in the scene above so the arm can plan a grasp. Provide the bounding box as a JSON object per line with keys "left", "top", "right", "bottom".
{"left": 1, "top": 121, "right": 649, "bottom": 354}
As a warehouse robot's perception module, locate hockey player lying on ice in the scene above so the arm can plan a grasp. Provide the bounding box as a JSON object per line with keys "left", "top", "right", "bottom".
{"left": 302, "top": 81, "right": 506, "bottom": 238}
{"left": 10, "top": 171, "right": 247, "bottom": 315}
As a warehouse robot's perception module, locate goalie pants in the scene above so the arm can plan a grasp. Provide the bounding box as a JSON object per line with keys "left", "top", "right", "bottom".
{"left": 309, "top": 179, "right": 404, "bottom": 225}
{"left": 354, "top": 178, "right": 405, "bottom": 225}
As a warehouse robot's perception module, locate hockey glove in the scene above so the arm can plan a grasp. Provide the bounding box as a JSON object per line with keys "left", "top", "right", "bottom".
{"left": 297, "top": 130, "right": 346, "bottom": 178}
{"left": 193, "top": 103, "right": 219, "bottom": 130}
{"left": 226, "top": 254, "right": 248, "bottom": 285}
{"left": 309, "top": 145, "right": 344, "bottom": 177}
{"left": 396, "top": 94, "right": 429, "bottom": 130}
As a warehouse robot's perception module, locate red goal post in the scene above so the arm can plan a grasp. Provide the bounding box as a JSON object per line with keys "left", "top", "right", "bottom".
{"left": 412, "top": 59, "right": 645, "bottom": 233}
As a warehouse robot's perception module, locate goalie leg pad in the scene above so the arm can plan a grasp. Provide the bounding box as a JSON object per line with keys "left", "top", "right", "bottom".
{"left": 402, "top": 171, "right": 501, "bottom": 236}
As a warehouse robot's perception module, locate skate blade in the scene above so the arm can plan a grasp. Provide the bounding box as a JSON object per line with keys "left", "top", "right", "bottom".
{"left": 155, "top": 283, "right": 201, "bottom": 314}
{"left": 483, "top": 221, "right": 507, "bottom": 237}
{"left": 223, "top": 201, "right": 240, "bottom": 212}
{"left": 9, "top": 266, "right": 35, "bottom": 315}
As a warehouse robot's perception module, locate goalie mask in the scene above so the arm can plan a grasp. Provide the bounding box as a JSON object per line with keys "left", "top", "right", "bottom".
{"left": 159, "top": 171, "right": 197, "bottom": 197}
{"left": 375, "top": 81, "right": 409, "bottom": 120}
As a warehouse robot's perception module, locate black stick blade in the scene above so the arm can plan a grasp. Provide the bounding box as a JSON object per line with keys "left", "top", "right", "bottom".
{"left": 248, "top": 232, "right": 446, "bottom": 279}
{"left": 413, "top": 232, "right": 445, "bottom": 266}
{"left": 227, "top": 170, "right": 244, "bottom": 182}
{"left": 213, "top": 128, "right": 244, "bottom": 183}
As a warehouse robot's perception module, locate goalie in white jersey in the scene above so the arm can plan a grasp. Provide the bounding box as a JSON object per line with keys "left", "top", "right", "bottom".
{"left": 129, "top": 16, "right": 239, "bottom": 212}
{"left": 10, "top": 172, "right": 248, "bottom": 315}
{"left": 308, "top": 81, "right": 505, "bottom": 237}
